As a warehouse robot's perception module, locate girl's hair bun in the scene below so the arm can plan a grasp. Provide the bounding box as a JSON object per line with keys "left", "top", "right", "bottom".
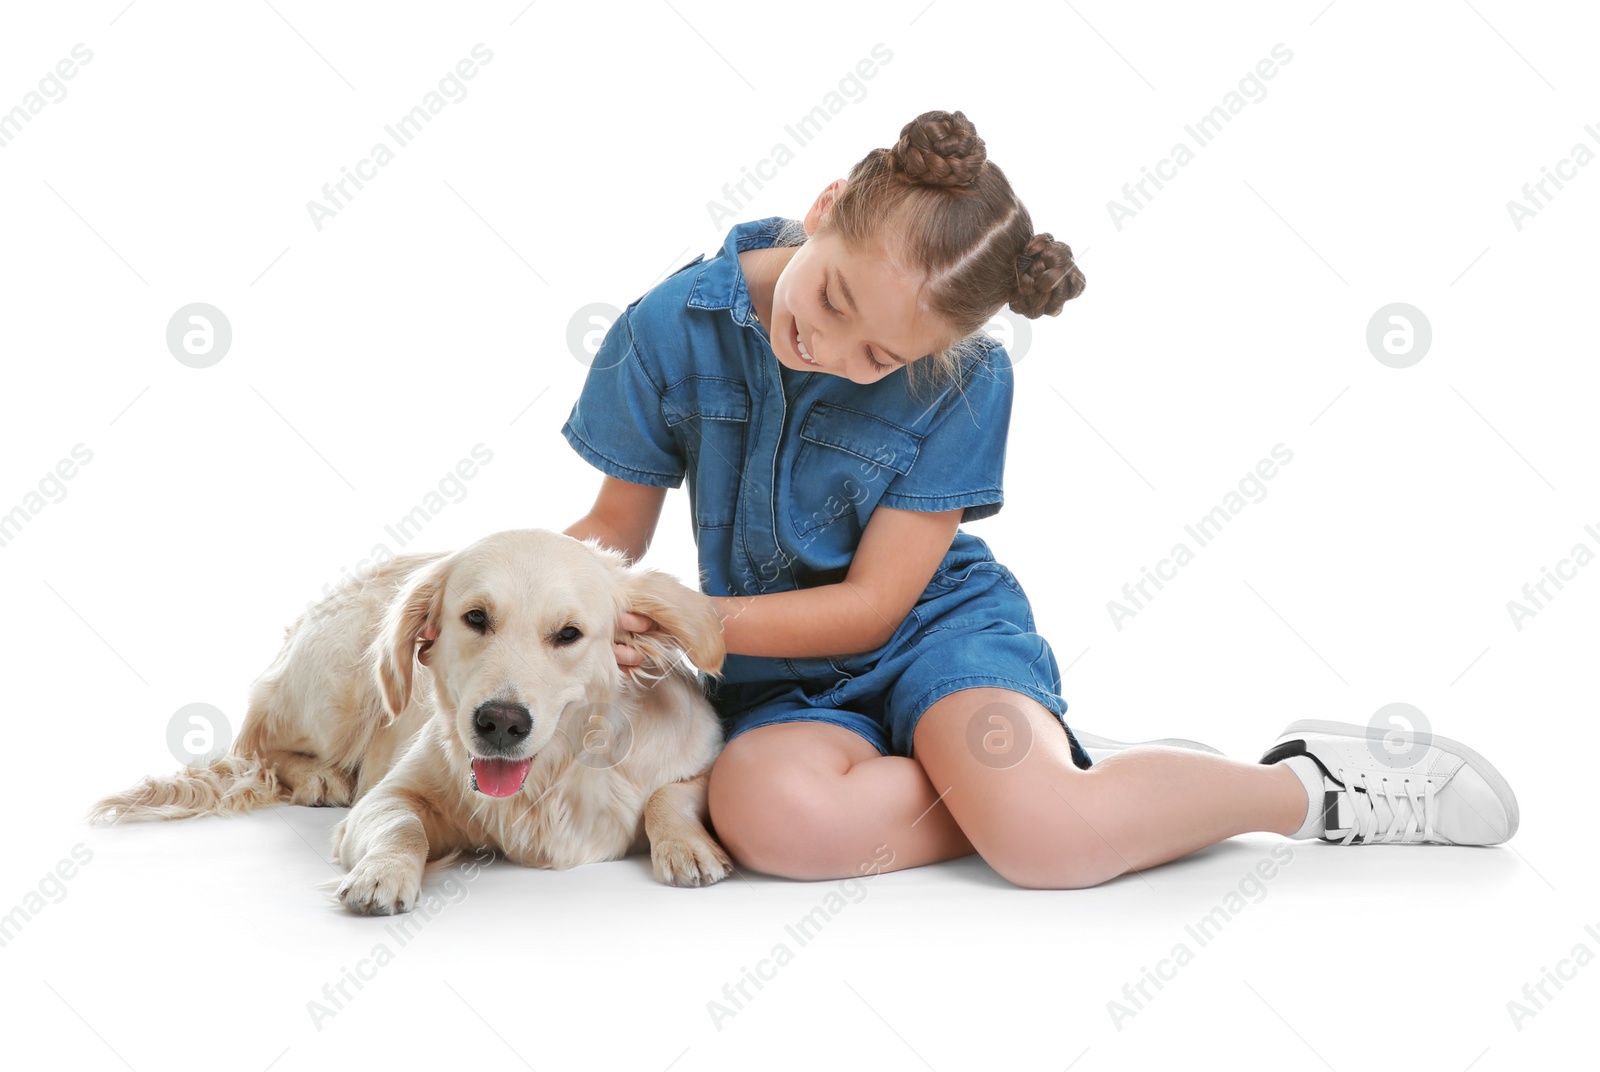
{"left": 1011, "top": 233, "right": 1087, "bottom": 318}
{"left": 892, "top": 109, "right": 987, "bottom": 188}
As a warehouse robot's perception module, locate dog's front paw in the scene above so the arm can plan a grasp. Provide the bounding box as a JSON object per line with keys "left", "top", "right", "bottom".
{"left": 651, "top": 832, "right": 732, "bottom": 887}
{"left": 337, "top": 854, "right": 421, "bottom": 915}
{"left": 286, "top": 766, "right": 355, "bottom": 808}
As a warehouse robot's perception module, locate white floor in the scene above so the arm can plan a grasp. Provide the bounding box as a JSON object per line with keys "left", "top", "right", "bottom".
{"left": 3, "top": 755, "right": 1585, "bottom": 1072}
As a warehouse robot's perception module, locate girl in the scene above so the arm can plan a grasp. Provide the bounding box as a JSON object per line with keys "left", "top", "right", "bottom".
{"left": 559, "top": 110, "right": 1519, "bottom": 888}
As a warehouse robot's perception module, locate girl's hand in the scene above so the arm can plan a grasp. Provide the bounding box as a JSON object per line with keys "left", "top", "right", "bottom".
{"left": 615, "top": 610, "right": 657, "bottom": 676}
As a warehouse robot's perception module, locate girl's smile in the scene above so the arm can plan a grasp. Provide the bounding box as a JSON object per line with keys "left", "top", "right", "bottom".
{"left": 790, "top": 318, "right": 820, "bottom": 367}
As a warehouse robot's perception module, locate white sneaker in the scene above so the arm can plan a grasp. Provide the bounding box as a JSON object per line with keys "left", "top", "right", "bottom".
{"left": 1260, "top": 719, "right": 1519, "bottom": 846}
{"left": 1072, "top": 728, "right": 1224, "bottom": 765}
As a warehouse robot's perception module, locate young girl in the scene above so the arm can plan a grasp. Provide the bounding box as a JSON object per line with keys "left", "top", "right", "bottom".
{"left": 560, "top": 110, "right": 1519, "bottom": 888}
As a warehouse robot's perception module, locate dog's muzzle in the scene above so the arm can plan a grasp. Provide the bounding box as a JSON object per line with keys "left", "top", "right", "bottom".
{"left": 470, "top": 701, "right": 535, "bottom": 797}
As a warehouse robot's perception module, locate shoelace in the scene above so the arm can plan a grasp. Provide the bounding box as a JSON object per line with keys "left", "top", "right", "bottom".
{"left": 1335, "top": 771, "right": 1437, "bottom": 844}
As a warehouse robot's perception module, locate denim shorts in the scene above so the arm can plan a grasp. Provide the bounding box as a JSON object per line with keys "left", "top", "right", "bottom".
{"left": 709, "top": 542, "right": 1094, "bottom": 770}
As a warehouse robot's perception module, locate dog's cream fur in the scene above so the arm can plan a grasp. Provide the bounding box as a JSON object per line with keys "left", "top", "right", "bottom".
{"left": 91, "top": 529, "right": 733, "bottom": 914}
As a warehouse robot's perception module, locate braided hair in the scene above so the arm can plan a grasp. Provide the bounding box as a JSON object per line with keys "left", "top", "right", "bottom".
{"left": 792, "top": 110, "right": 1085, "bottom": 398}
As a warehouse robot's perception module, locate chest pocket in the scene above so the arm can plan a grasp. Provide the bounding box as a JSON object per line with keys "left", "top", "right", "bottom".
{"left": 788, "top": 401, "right": 922, "bottom": 539}
{"left": 663, "top": 376, "right": 750, "bottom": 530}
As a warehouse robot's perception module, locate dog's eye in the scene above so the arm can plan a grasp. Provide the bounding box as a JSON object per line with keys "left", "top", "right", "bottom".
{"left": 554, "top": 625, "right": 581, "bottom": 645}
{"left": 463, "top": 609, "right": 489, "bottom": 632}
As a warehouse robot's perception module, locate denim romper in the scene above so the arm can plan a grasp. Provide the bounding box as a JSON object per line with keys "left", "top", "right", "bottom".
{"left": 562, "top": 216, "right": 1091, "bottom": 769}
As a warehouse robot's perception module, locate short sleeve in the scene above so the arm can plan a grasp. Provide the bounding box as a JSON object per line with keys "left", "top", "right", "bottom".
{"left": 561, "top": 307, "right": 686, "bottom": 488}
{"left": 877, "top": 344, "right": 1013, "bottom": 522}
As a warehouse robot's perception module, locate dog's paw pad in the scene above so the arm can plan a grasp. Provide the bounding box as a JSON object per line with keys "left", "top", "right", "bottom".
{"left": 651, "top": 835, "right": 732, "bottom": 887}
{"left": 337, "top": 856, "right": 420, "bottom": 915}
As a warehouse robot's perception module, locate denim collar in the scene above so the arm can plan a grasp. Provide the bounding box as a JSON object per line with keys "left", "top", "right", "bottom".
{"left": 685, "top": 216, "right": 797, "bottom": 328}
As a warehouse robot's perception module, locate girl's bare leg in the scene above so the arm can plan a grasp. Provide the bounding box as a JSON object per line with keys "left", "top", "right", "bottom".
{"left": 707, "top": 688, "right": 1308, "bottom": 888}
{"left": 912, "top": 687, "right": 1308, "bottom": 887}
{"left": 707, "top": 722, "right": 978, "bottom": 879}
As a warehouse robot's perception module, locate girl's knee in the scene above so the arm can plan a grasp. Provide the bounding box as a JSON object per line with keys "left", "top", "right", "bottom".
{"left": 969, "top": 800, "right": 1129, "bottom": 889}
{"left": 914, "top": 688, "right": 1126, "bottom": 888}
{"left": 707, "top": 732, "right": 855, "bottom": 879}
{"left": 985, "top": 841, "right": 1123, "bottom": 890}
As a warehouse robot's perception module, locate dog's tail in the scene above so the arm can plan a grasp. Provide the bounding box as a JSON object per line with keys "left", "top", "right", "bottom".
{"left": 87, "top": 753, "right": 285, "bottom": 824}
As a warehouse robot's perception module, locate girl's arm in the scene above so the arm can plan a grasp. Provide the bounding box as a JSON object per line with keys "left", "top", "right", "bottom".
{"left": 571, "top": 484, "right": 961, "bottom": 666}
{"left": 566, "top": 477, "right": 669, "bottom": 675}
{"left": 712, "top": 506, "right": 964, "bottom": 659}
{"left": 564, "top": 475, "right": 668, "bottom": 565}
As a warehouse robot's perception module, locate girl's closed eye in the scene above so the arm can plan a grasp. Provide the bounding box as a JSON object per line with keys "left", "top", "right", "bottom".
{"left": 817, "top": 281, "right": 836, "bottom": 314}
{"left": 817, "top": 282, "right": 890, "bottom": 373}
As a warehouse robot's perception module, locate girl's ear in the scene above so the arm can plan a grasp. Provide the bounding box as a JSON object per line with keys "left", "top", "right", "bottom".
{"left": 373, "top": 554, "right": 452, "bottom": 720}
{"left": 805, "top": 178, "right": 848, "bottom": 231}
{"left": 618, "top": 567, "right": 726, "bottom": 678}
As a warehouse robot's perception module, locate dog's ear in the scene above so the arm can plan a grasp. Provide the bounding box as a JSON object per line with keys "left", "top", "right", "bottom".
{"left": 620, "top": 567, "right": 726, "bottom": 677}
{"left": 374, "top": 554, "right": 452, "bottom": 720}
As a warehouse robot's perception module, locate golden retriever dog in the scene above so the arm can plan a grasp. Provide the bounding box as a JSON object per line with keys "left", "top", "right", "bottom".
{"left": 91, "top": 529, "right": 733, "bottom": 914}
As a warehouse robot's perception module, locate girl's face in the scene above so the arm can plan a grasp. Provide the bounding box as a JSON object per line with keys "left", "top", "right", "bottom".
{"left": 770, "top": 187, "right": 954, "bottom": 385}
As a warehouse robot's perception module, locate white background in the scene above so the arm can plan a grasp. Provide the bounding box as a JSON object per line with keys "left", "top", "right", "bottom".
{"left": 1, "top": 1, "right": 1595, "bottom": 1069}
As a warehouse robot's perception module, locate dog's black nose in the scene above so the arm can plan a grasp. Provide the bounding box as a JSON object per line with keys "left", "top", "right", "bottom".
{"left": 472, "top": 702, "right": 531, "bottom": 751}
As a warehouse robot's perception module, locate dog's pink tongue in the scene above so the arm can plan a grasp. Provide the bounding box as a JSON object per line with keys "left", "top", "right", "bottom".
{"left": 472, "top": 758, "right": 532, "bottom": 798}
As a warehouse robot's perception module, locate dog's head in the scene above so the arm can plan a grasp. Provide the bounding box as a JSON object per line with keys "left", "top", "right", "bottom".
{"left": 372, "top": 529, "right": 725, "bottom": 798}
